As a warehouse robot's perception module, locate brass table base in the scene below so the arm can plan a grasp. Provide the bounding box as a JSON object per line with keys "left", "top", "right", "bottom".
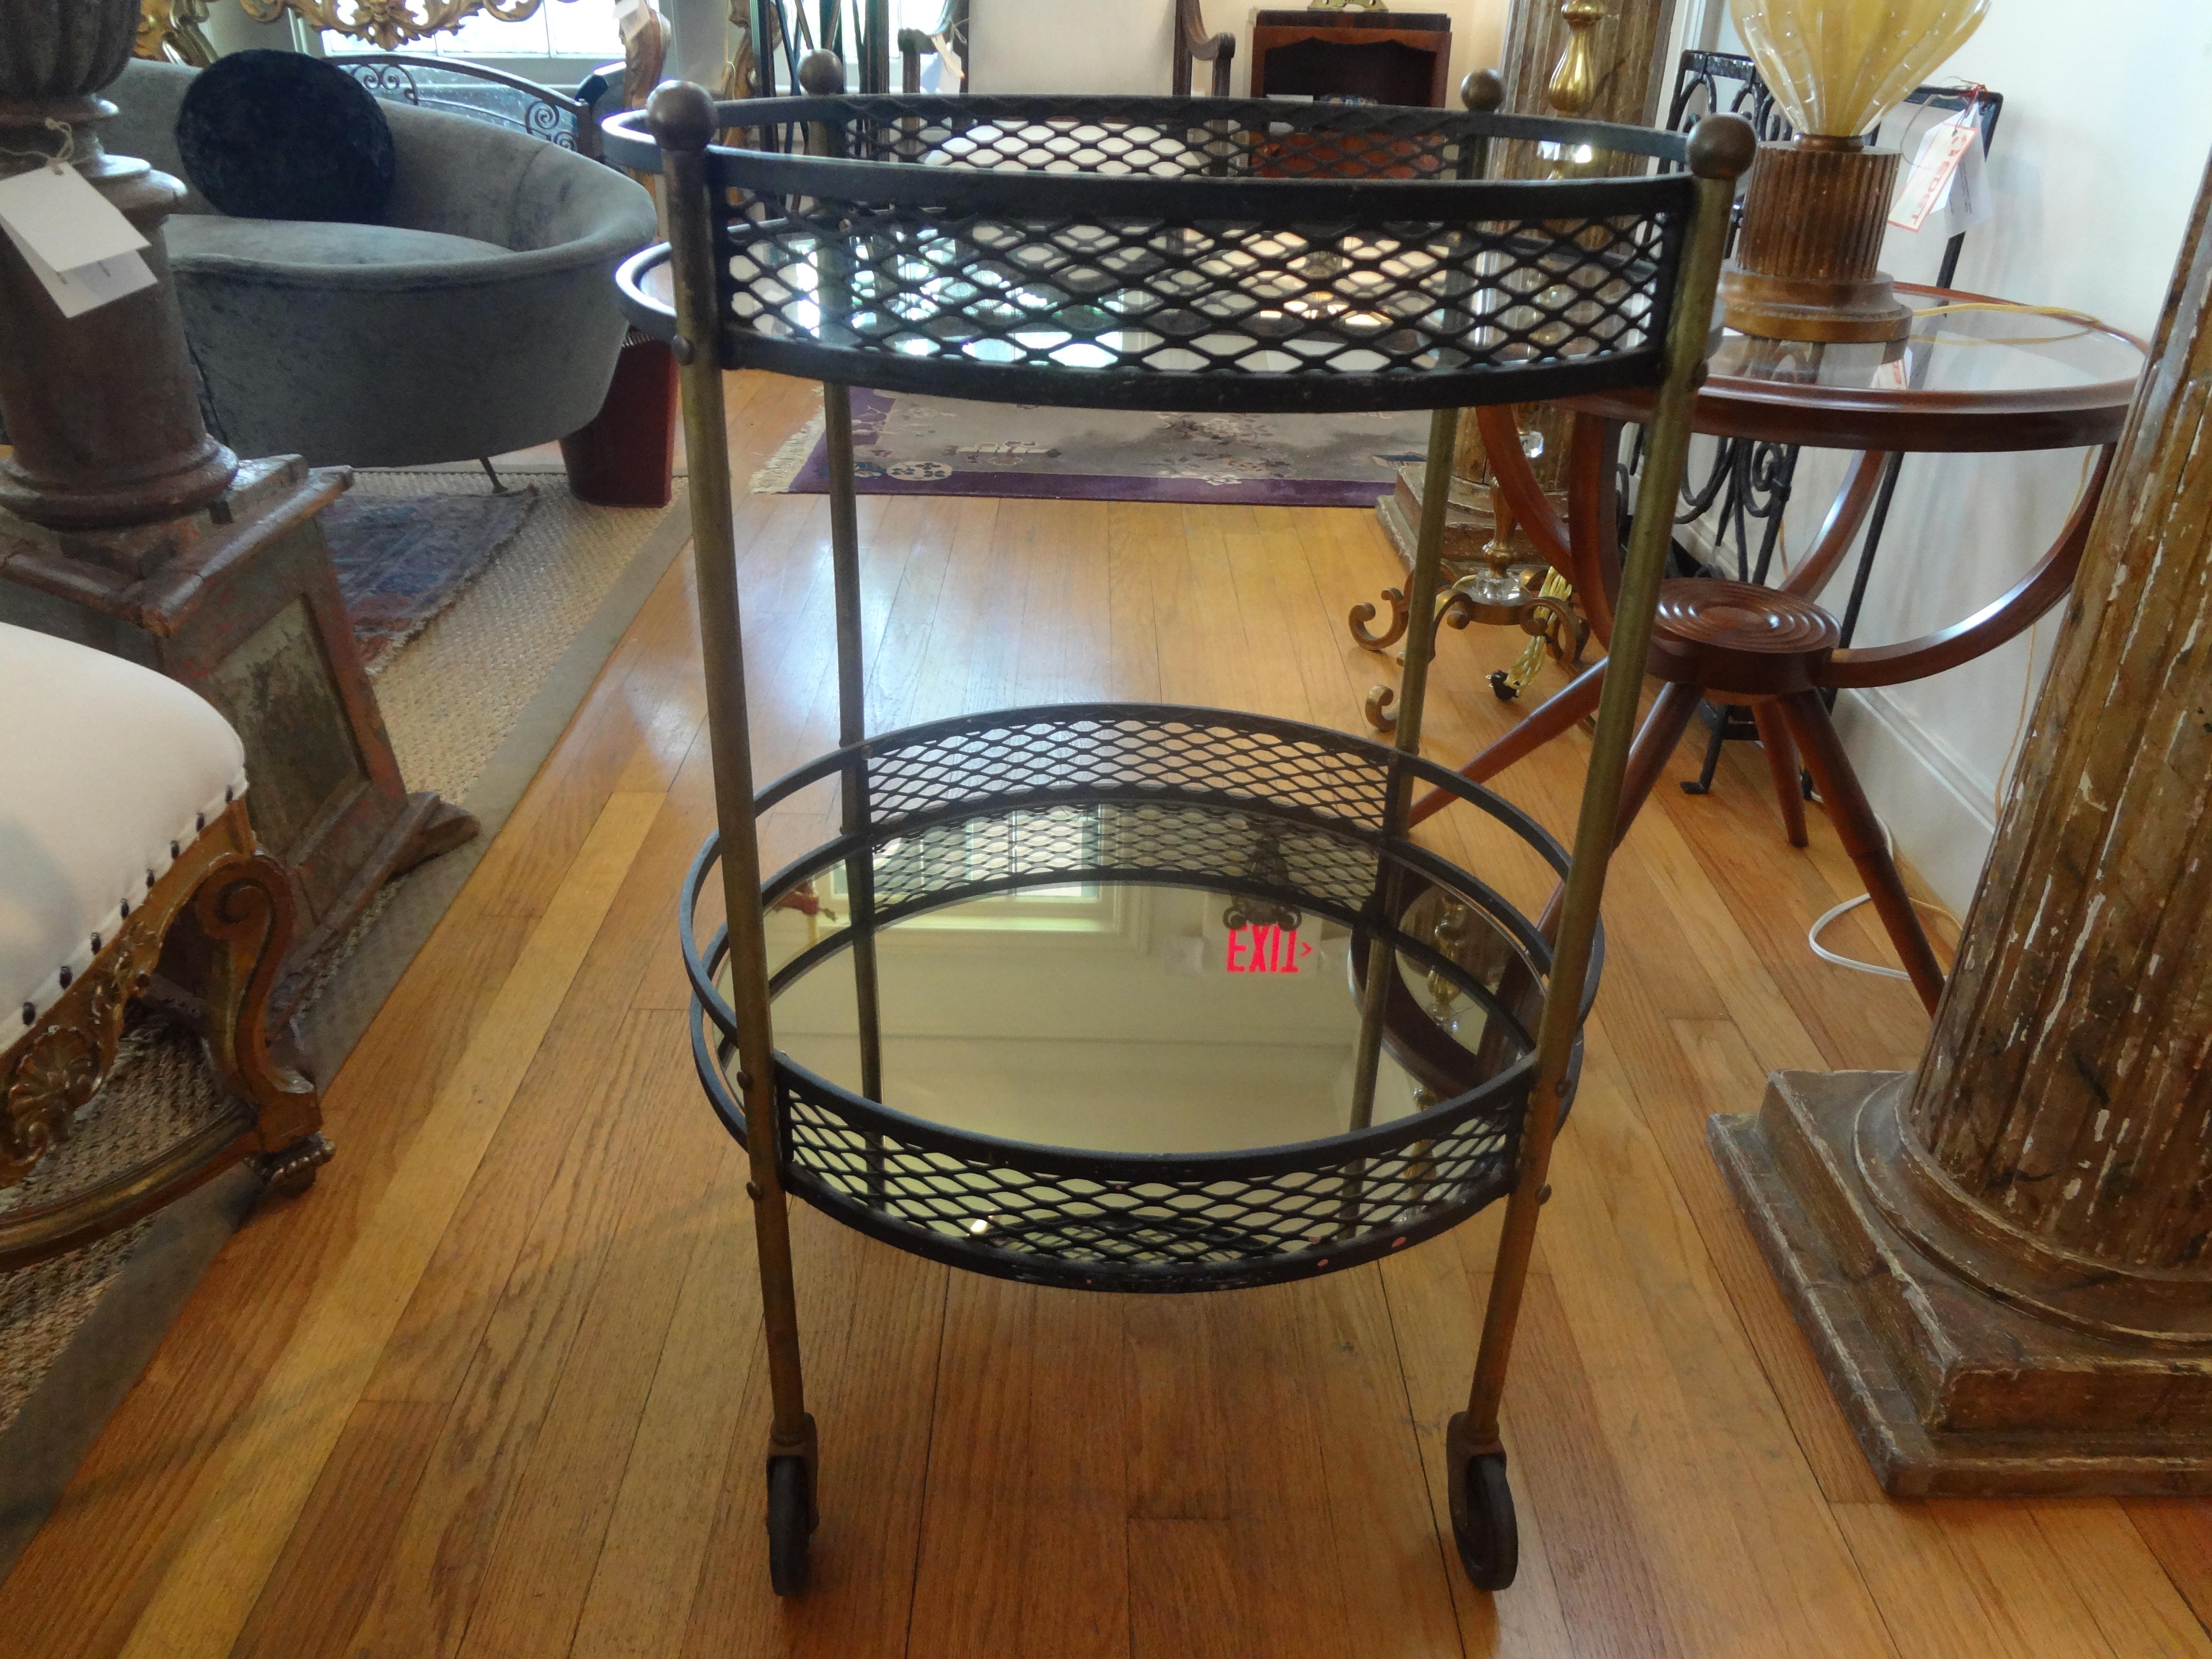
{"left": 1711, "top": 1070, "right": 2212, "bottom": 1496}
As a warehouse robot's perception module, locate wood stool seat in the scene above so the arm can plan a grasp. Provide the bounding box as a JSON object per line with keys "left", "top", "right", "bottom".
{"left": 1647, "top": 578, "right": 1841, "bottom": 694}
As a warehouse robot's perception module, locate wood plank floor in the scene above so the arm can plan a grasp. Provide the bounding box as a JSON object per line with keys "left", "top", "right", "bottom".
{"left": 11, "top": 370, "right": 2212, "bottom": 1658}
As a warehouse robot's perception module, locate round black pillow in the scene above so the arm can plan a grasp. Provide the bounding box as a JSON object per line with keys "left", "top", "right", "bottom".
{"left": 177, "top": 50, "right": 396, "bottom": 226}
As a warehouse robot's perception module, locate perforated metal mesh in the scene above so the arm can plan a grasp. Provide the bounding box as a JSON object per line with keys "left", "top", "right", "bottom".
{"left": 684, "top": 708, "right": 1577, "bottom": 1291}
{"left": 865, "top": 711, "right": 1391, "bottom": 833}
{"left": 688, "top": 96, "right": 1689, "bottom": 409}
{"left": 775, "top": 1066, "right": 1518, "bottom": 1290}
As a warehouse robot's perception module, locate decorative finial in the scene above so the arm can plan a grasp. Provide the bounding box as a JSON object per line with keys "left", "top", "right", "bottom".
{"left": 797, "top": 48, "right": 846, "bottom": 96}
{"left": 1545, "top": 0, "right": 1606, "bottom": 119}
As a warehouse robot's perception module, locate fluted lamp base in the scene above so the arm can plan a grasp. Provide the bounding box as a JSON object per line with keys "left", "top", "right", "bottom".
{"left": 1718, "top": 137, "right": 1912, "bottom": 346}
{"left": 1711, "top": 1071, "right": 2212, "bottom": 1497}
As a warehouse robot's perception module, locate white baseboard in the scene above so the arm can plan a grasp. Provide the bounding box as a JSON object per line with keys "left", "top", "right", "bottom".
{"left": 1825, "top": 687, "right": 1996, "bottom": 915}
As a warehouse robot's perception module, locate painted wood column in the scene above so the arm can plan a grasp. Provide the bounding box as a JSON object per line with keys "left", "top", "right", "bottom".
{"left": 1710, "top": 154, "right": 2212, "bottom": 1495}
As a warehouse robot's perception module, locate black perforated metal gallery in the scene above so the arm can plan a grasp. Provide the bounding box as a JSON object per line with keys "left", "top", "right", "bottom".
{"left": 680, "top": 707, "right": 1593, "bottom": 1292}
{"left": 606, "top": 95, "right": 1694, "bottom": 411}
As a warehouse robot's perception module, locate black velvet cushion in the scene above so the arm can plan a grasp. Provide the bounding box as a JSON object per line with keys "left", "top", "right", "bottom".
{"left": 176, "top": 50, "right": 396, "bottom": 226}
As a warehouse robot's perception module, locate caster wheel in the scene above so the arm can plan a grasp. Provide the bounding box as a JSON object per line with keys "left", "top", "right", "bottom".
{"left": 1451, "top": 1450, "right": 1519, "bottom": 1591}
{"left": 1488, "top": 670, "right": 1519, "bottom": 703}
{"left": 767, "top": 1456, "right": 813, "bottom": 1597}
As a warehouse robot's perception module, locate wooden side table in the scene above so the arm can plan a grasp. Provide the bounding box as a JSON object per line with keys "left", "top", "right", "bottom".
{"left": 1413, "top": 286, "right": 2147, "bottom": 1011}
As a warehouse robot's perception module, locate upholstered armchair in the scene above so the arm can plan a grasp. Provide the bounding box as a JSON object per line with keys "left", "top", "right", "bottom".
{"left": 1, "top": 622, "right": 327, "bottom": 1271}
{"left": 100, "top": 59, "right": 656, "bottom": 471}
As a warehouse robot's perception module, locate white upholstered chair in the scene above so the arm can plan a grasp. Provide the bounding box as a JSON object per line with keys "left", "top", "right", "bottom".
{"left": 1, "top": 622, "right": 327, "bottom": 1271}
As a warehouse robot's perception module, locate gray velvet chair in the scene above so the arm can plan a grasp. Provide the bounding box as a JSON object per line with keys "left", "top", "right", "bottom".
{"left": 105, "top": 60, "right": 657, "bottom": 470}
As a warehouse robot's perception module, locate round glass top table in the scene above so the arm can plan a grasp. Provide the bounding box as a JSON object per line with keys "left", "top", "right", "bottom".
{"left": 1417, "top": 287, "right": 2147, "bottom": 1013}
{"left": 1583, "top": 282, "right": 2147, "bottom": 451}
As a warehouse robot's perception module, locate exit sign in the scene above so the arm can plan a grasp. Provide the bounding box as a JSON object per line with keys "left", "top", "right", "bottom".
{"left": 1227, "top": 924, "right": 1312, "bottom": 974}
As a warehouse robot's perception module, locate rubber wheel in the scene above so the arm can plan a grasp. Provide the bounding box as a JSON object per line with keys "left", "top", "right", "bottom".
{"left": 1453, "top": 1451, "right": 1519, "bottom": 1591}
{"left": 1488, "top": 669, "right": 1519, "bottom": 703}
{"left": 767, "top": 1457, "right": 813, "bottom": 1597}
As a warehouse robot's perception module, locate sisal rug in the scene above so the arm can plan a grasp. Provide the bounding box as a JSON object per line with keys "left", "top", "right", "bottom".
{"left": 767, "top": 385, "right": 1431, "bottom": 506}
{"left": 0, "top": 466, "right": 690, "bottom": 1554}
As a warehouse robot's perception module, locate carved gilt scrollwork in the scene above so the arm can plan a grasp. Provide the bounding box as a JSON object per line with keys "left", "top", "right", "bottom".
{"left": 240, "top": 0, "right": 575, "bottom": 52}
{"left": 2, "top": 903, "right": 164, "bottom": 1188}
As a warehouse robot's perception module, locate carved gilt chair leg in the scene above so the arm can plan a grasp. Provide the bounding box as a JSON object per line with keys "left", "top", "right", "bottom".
{"left": 193, "top": 843, "right": 329, "bottom": 1199}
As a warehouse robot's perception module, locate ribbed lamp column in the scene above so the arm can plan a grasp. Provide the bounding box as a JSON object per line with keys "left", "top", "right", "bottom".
{"left": 1718, "top": 137, "right": 1911, "bottom": 343}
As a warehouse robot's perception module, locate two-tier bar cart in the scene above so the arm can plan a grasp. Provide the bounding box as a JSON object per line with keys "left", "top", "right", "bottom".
{"left": 604, "top": 65, "right": 1751, "bottom": 1597}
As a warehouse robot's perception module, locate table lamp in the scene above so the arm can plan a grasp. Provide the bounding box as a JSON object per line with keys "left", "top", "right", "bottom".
{"left": 1718, "top": 0, "right": 1987, "bottom": 343}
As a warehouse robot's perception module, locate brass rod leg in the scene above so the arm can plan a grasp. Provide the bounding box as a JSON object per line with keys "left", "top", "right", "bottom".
{"left": 1350, "top": 407, "right": 1460, "bottom": 1132}
{"left": 1751, "top": 700, "right": 1808, "bottom": 847}
{"left": 658, "top": 107, "right": 810, "bottom": 1453}
{"left": 823, "top": 382, "right": 883, "bottom": 1104}
{"left": 1779, "top": 690, "right": 1947, "bottom": 1013}
{"left": 1407, "top": 657, "right": 1609, "bottom": 828}
{"left": 1463, "top": 167, "right": 1743, "bottom": 1444}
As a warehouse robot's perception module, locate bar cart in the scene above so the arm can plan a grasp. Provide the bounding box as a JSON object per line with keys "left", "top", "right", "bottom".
{"left": 603, "top": 66, "right": 1750, "bottom": 1597}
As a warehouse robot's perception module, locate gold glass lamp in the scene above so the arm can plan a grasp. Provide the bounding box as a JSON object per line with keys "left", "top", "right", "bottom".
{"left": 1718, "top": 0, "right": 1987, "bottom": 343}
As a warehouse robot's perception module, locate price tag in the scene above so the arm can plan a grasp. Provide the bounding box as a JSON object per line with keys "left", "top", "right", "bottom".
{"left": 0, "top": 160, "right": 154, "bottom": 319}
{"left": 1944, "top": 121, "right": 1992, "bottom": 236}
{"left": 1888, "top": 112, "right": 1980, "bottom": 233}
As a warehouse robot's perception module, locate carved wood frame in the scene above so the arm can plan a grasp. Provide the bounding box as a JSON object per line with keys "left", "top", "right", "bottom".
{"left": 0, "top": 798, "right": 329, "bottom": 1273}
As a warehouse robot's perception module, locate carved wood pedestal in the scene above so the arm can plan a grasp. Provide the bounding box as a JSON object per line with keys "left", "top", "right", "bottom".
{"left": 1709, "top": 157, "right": 2212, "bottom": 1497}
{"left": 1714, "top": 1073, "right": 2212, "bottom": 1495}
{"left": 0, "top": 458, "right": 477, "bottom": 1021}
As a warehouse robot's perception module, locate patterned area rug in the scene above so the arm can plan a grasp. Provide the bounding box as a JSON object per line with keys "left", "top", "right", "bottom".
{"left": 0, "top": 467, "right": 681, "bottom": 1449}
{"left": 324, "top": 482, "right": 539, "bottom": 673}
{"left": 769, "top": 385, "right": 1431, "bottom": 506}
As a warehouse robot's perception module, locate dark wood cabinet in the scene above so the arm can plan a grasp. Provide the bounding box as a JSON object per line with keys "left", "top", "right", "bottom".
{"left": 1248, "top": 9, "right": 1453, "bottom": 109}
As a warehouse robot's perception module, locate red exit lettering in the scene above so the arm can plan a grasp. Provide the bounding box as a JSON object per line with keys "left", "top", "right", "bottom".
{"left": 1226, "top": 925, "right": 1313, "bottom": 974}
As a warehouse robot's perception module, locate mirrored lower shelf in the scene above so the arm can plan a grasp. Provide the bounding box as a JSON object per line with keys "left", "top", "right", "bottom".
{"left": 680, "top": 704, "right": 1594, "bottom": 1292}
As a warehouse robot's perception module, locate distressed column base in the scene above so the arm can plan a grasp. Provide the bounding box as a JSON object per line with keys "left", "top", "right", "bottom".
{"left": 1710, "top": 1070, "right": 2212, "bottom": 1497}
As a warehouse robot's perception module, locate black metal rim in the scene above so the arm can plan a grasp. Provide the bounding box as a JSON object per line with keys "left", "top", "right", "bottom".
{"left": 686, "top": 1006, "right": 1582, "bottom": 1294}
{"left": 673, "top": 704, "right": 1598, "bottom": 1292}
{"left": 682, "top": 702, "right": 1599, "bottom": 1038}
{"left": 601, "top": 94, "right": 1693, "bottom": 183}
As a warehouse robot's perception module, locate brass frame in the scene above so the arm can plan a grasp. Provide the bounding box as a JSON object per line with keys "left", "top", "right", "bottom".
{"left": 0, "top": 798, "right": 329, "bottom": 1273}
{"left": 642, "top": 65, "right": 1750, "bottom": 1590}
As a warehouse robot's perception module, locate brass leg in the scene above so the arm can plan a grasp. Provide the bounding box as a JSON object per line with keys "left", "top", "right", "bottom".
{"left": 1779, "top": 690, "right": 1946, "bottom": 1013}
{"left": 656, "top": 93, "right": 817, "bottom": 1514}
{"left": 823, "top": 382, "right": 884, "bottom": 1108}
{"left": 1751, "top": 700, "right": 1809, "bottom": 848}
{"left": 1461, "top": 157, "right": 1744, "bottom": 1461}
{"left": 1349, "top": 406, "right": 1459, "bottom": 1132}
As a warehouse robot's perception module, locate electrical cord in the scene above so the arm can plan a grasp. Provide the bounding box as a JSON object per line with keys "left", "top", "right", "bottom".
{"left": 1804, "top": 806, "right": 1959, "bottom": 982}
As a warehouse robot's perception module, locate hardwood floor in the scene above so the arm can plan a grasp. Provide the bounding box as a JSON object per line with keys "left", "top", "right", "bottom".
{"left": 10, "top": 370, "right": 2212, "bottom": 1658}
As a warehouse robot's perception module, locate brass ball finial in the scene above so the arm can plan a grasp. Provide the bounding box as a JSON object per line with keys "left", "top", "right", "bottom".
{"left": 646, "top": 80, "right": 719, "bottom": 151}
{"left": 797, "top": 48, "right": 846, "bottom": 96}
{"left": 1460, "top": 68, "right": 1506, "bottom": 114}
{"left": 1687, "top": 112, "right": 1758, "bottom": 181}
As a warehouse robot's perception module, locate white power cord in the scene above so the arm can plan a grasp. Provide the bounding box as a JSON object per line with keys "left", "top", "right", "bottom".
{"left": 1803, "top": 805, "right": 1957, "bottom": 981}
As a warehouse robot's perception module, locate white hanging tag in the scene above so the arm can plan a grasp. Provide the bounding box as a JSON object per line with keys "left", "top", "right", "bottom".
{"left": 0, "top": 161, "right": 147, "bottom": 273}
{"left": 0, "top": 223, "right": 156, "bottom": 318}
{"left": 1888, "top": 112, "right": 1979, "bottom": 234}
{"left": 1943, "top": 123, "right": 1993, "bottom": 237}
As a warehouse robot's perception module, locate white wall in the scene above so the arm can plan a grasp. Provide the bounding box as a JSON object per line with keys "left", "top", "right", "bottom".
{"left": 1687, "top": 0, "right": 2212, "bottom": 911}
{"left": 968, "top": 0, "right": 1508, "bottom": 98}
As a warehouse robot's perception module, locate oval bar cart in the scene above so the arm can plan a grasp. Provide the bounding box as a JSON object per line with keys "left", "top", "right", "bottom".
{"left": 603, "top": 67, "right": 1752, "bottom": 1597}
